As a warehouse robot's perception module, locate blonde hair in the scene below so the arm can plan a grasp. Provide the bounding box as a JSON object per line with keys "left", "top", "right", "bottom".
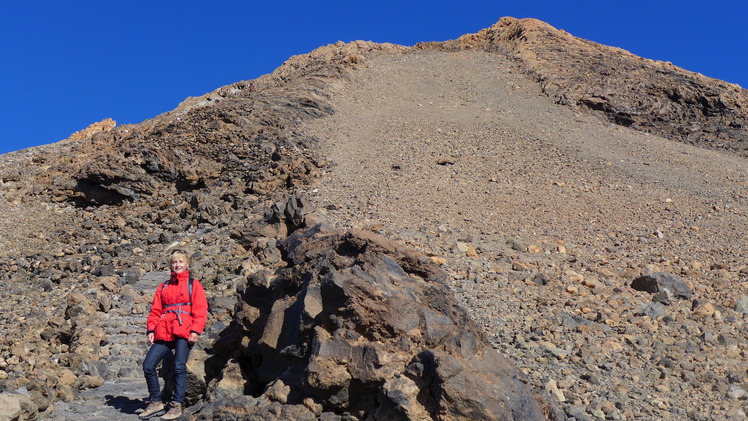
{"left": 169, "top": 249, "right": 191, "bottom": 265}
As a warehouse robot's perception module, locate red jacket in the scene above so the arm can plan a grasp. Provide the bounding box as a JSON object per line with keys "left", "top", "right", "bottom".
{"left": 147, "top": 271, "right": 208, "bottom": 342}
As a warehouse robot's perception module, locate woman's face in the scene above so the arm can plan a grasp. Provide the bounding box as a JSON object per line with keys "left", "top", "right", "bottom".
{"left": 170, "top": 254, "right": 189, "bottom": 273}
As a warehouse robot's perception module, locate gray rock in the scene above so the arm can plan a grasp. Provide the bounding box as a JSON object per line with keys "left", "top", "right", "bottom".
{"left": 735, "top": 295, "right": 748, "bottom": 314}
{"left": 728, "top": 384, "right": 748, "bottom": 400}
{"left": 117, "top": 366, "right": 141, "bottom": 378}
{"left": 631, "top": 272, "right": 692, "bottom": 299}
{"left": 83, "top": 360, "right": 110, "bottom": 379}
{"left": 635, "top": 302, "right": 667, "bottom": 318}
{"left": 652, "top": 289, "right": 673, "bottom": 305}
{"left": 94, "top": 265, "right": 116, "bottom": 277}
{"left": 560, "top": 312, "right": 612, "bottom": 333}
{"left": 507, "top": 239, "right": 529, "bottom": 252}
{"left": 565, "top": 405, "right": 593, "bottom": 421}
{"left": 533, "top": 272, "right": 550, "bottom": 286}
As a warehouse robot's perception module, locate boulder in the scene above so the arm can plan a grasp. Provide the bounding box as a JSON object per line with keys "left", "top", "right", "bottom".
{"left": 735, "top": 295, "right": 748, "bottom": 314}
{"left": 157, "top": 348, "right": 210, "bottom": 406}
{"left": 0, "top": 390, "right": 37, "bottom": 421}
{"left": 210, "top": 359, "right": 248, "bottom": 401}
{"left": 630, "top": 272, "right": 692, "bottom": 299}
{"left": 200, "top": 196, "right": 549, "bottom": 420}
{"left": 64, "top": 292, "right": 97, "bottom": 319}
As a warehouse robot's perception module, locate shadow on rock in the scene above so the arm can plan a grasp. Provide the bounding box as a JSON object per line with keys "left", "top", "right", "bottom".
{"left": 104, "top": 394, "right": 142, "bottom": 415}
{"left": 191, "top": 193, "right": 555, "bottom": 420}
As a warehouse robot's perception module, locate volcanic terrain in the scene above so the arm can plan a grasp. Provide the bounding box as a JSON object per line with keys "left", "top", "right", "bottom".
{"left": 0, "top": 17, "right": 746, "bottom": 421}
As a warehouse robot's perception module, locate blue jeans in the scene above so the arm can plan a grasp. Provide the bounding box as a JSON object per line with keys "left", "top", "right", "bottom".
{"left": 142, "top": 338, "right": 190, "bottom": 404}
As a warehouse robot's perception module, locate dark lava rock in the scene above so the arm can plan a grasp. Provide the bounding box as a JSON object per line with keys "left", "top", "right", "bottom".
{"left": 199, "top": 195, "right": 550, "bottom": 420}
{"left": 630, "top": 271, "right": 692, "bottom": 299}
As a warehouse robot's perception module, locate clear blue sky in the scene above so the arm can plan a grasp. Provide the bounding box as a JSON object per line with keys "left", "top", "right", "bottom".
{"left": 2, "top": 1, "right": 746, "bottom": 155}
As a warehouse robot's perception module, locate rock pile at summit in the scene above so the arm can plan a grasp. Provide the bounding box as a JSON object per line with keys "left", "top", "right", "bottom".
{"left": 0, "top": 16, "right": 746, "bottom": 421}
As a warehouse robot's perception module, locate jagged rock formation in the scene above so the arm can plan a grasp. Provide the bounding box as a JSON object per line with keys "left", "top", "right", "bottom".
{"left": 187, "top": 195, "right": 549, "bottom": 420}
{"left": 63, "top": 118, "right": 117, "bottom": 143}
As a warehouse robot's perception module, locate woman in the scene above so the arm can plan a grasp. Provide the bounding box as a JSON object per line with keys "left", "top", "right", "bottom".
{"left": 139, "top": 249, "right": 208, "bottom": 420}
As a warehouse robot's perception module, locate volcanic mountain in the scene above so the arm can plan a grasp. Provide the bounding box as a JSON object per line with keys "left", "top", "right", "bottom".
{"left": 0, "top": 17, "right": 746, "bottom": 420}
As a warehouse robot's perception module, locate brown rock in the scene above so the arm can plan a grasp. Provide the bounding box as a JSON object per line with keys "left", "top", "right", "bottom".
{"left": 65, "top": 292, "right": 97, "bottom": 319}
{"left": 210, "top": 358, "right": 245, "bottom": 401}
{"left": 693, "top": 302, "right": 716, "bottom": 318}
{"left": 0, "top": 391, "right": 37, "bottom": 421}
{"left": 205, "top": 196, "right": 549, "bottom": 420}
{"left": 72, "top": 326, "right": 106, "bottom": 347}
{"left": 545, "top": 379, "right": 565, "bottom": 403}
{"left": 80, "top": 375, "right": 104, "bottom": 389}
{"left": 567, "top": 271, "right": 584, "bottom": 283}
{"left": 456, "top": 241, "right": 478, "bottom": 258}
{"left": 601, "top": 341, "right": 624, "bottom": 353}
{"left": 64, "top": 118, "right": 116, "bottom": 142}
{"left": 54, "top": 369, "right": 79, "bottom": 402}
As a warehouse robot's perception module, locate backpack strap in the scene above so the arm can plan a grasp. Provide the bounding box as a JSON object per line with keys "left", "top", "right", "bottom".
{"left": 160, "top": 278, "right": 199, "bottom": 326}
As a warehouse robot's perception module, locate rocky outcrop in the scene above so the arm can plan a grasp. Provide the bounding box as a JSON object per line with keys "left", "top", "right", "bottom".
{"left": 63, "top": 118, "right": 116, "bottom": 142}
{"left": 51, "top": 41, "right": 405, "bottom": 209}
{"left": 192, "top": 195, "right": 550, "bottom": 420}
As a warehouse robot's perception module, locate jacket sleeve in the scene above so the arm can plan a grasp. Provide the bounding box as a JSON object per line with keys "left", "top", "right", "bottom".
{"left": 146, "top": 284, "right": 164, "bottom": 333}
{"left": 189, "top": 280, "right": 209, "bottom": 335}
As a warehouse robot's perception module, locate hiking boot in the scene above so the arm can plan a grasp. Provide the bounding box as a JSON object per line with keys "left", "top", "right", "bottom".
{"left": 161, "top": 402, "right": 183, "bottom": 420}
{"left": 138, "top": 401, "right": 166, "bottom": 419}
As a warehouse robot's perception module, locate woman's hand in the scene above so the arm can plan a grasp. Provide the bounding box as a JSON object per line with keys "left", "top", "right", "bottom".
{"left": 147, "top": 332, "right": 154, "bottom": 344}
{"left": 188, "top": 332, "right": 199, "bottom": 345}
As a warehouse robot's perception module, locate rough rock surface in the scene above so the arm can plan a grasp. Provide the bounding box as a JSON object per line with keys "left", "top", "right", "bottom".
{"left": 0, "top": 390, "right": 37, "bottom": 421}
{"left": 63, "top": 118, "right": 117, "bottom": 143}
{"left": 188, "top": 194, "right": 548, "bottom": 420}
{"left": 0, "top": 16, "right": 747, "bottom": 421}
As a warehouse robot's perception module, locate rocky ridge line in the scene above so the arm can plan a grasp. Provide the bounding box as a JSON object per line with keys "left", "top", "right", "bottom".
{"left": 426, "top": 17, "right": 748, "bottom": 155}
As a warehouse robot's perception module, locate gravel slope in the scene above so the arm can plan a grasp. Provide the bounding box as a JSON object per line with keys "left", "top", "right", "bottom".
{"left": 300, "top": 49, "right": 748, "bottom": 420}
